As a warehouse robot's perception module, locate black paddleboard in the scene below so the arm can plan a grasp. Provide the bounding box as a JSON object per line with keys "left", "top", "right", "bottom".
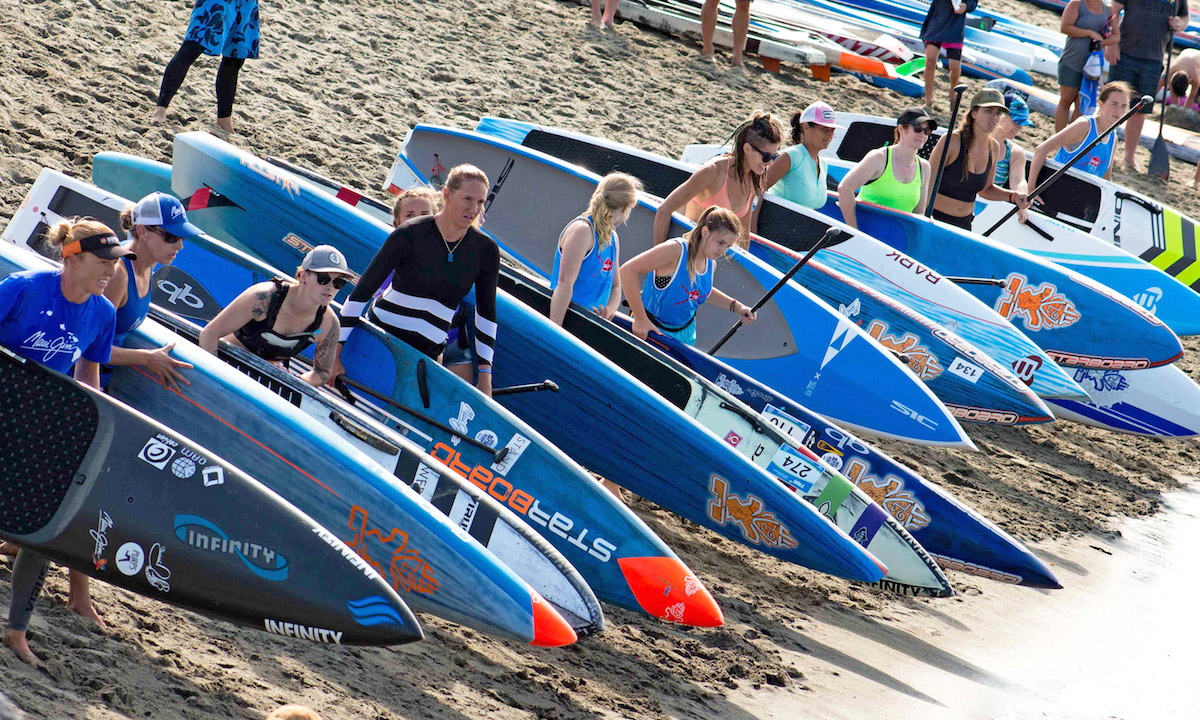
{"left": 0, "top": 347, "right": 422, "bottom": 647}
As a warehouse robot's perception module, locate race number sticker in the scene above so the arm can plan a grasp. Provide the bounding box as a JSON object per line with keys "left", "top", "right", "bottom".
{"left": 761, "top": 405, "right": 811, "bottom": 445}
{"left": 947, "top": 357, "right": 983, "bottom": 384}
{"left": 768, "top": 445, "right": 819, "bottom": 494}
{"left": 491, "top": 434, "right": 530, "bottom": 475}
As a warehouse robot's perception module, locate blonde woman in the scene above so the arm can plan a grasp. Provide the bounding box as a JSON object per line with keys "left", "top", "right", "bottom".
{"left": 549, "top": 172, "right": 642, "bottom": 326}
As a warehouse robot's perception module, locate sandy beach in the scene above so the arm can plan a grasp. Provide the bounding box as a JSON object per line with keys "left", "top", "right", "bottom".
{"left": 3, "top": 0, "right": 1200, "bottom": 718}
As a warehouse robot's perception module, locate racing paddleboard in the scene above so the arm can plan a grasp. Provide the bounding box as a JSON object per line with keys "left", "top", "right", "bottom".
{"left": 0, "top": 342, "right": 421, "bottom": 647}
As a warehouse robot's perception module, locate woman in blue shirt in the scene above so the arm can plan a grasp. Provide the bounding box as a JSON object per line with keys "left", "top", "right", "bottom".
{"left": 0, "top": 218, "right": 129, "bottom": 667}
{"left": 1029, "top": 81, "right": 1132, "bottom": 183}
{"left": 549, "top": 172, "right": 642, "bottom": 326}
{"left": 619, "top": 206, "right": 756, "bottom": 345}
{"left": 764, "top": 101, "right": 842, "bottom": 210}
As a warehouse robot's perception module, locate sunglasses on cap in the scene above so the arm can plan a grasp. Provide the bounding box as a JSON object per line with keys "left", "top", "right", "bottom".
{"left": 747, "top": 142, "right": 780, "bottom": 164}
{"left": 313, "top": 272, "right": 349, "bottom": 289}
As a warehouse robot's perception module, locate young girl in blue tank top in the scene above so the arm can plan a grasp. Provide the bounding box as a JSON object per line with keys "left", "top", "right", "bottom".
{"left": 99, "top": 193, "right": 202, "bottom": 391}
{"left": 619, "top": 206, "right": 756, "bottom": 346}
{"left": 1030, "top": 81, "right": 1131, "bottom": 184}
{"left": 549, "top": 173, "right": 641, "bottom": 326}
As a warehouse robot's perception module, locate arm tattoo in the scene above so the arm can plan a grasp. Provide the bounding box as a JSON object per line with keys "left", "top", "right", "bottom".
{"left": 312, "top": 316, "right": 340, "bottom": 381}
{"left": 249, "top": 289, "right": 271, "bottom": 320}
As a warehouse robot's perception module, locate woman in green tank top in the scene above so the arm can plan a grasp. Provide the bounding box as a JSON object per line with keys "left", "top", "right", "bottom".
{"left": 837, "top": 108, "right": 936, "bottom": 229}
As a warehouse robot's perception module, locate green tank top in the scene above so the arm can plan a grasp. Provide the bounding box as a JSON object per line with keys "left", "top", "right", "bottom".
{"left": 857, "top": 146, "right": 922, "bottom": 213}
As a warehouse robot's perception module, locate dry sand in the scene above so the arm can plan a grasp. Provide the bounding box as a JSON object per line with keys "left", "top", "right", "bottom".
{"left": 2, "top": 0, "right": 1200, "bottom": 718}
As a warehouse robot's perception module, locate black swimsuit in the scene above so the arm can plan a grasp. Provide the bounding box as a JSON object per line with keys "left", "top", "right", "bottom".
{"left": 934, "top": 140, "right": 993, "bottom": 230}
{"left": 235, "top": 278, "right": 326, "bottom": 362}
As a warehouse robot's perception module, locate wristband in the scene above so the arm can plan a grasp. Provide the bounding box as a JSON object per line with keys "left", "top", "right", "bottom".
{"left": 730, "top": 298, "right": 737, "bottom": 312}
{"left": 1008, "top": 191, "right": 1016, "bottom": 203}
{"left": 478, "top": 367, "right": 492, "bottom": 374}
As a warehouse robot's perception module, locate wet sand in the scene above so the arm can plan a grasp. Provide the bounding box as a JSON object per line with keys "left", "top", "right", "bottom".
{"left": 2, "top": 0, "right": 1200, "bottom": 718}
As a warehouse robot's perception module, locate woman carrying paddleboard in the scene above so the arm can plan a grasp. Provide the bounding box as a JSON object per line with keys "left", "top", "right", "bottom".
{"left": 549, "top": 173, "right": 641, "bottom": 326}
{"left": 764, "top": 102, "right": 841, "bottom": 210}
{"left": 1029, "top": 81, "right": 1133, "bottom": 183}
{"left": 653, "top": 112, "right": 783, "bottom": 246}
{"left": 0, "top": 218, "right": 128, "bottom": 667}
{"left": 927, "top": 88, "right": 1028, "bottom": 231}
{"left": 199, "top": 245, "right": 351, "bottom": 388}
{"left": 836, "top": 108, "right": 935, "bottom": 229}
{"left": 992, "top": 94, "right": 1036, "bottom": 223}
{"left": 338, "top": 164, "right": 499, "bottom": 396}
{"left": 620, "top": 206, "right": 756, "bottom": 344}
{"left": 99, "top": 193, "right": 201, "bottom": 392}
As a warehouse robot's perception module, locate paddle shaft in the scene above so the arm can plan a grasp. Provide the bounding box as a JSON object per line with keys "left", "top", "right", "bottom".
{"left": 925, "top": 84, "right": 969, "bottom": 218}
{"left": 706, "top": 227, "right": 841, "bottom": 355}
{"left": 335, "top": 375, "right": 509, "bottom": 463}
{"left": 981, "top": 95, "right": 1152, "bottom": 236}
{"left": 1149, "top": 6, "right": 1178, "bottom": 180}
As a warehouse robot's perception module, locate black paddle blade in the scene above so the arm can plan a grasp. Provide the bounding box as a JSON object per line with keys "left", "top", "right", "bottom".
{"left": 1149, "top": 139, "right": 1171, "bottom": 181}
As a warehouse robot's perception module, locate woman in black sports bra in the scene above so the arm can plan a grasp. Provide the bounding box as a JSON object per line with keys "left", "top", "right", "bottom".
{"left": 199, "top": 244, "right": 351, "bottom": 387}
{"left": 927, "top": 88, "right": 1029, "bottom": 231}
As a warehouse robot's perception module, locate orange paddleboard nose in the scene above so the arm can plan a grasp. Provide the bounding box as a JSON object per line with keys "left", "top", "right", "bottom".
{"left": 618, "top": 556, "right": 724, "bottom": 627}
{"left": 529, "top": 592, "right": 578, "bottom": 647}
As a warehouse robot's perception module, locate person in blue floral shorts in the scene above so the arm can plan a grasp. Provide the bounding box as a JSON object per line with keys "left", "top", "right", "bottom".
{"left": 152, "top": 0, "right": 260, "bottom": 132}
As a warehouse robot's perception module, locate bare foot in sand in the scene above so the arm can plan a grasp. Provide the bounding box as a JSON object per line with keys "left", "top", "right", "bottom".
{"left": 1122, "top": 159, "right": 1141, "bottom": 173}
{"left": 4, "top": 631, "right": 43, "bottom": 669}
{"left": 215, "top": 116, "right": 234, "bottom": 133}
{"left": 151, "top": 106, "right": 167, "bottom": 124}
{"left": 67, "top": 570, "right": 105, "bottom": 627}
{"left": 0, "top": 542, "right": 17, "bottom": 557}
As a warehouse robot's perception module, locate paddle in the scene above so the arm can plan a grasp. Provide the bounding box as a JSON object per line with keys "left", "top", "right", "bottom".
{"left": 492, "top": 380, "right": 560, "bottom": 397}
{"left": 1149, "top": 3, "right": 1179, "bottom": 181}
{"left": 333, "top": 374, "right": 510, "bottom": 464}
{"left": 706, "top": 227, "right": 843, "bottom": 355}
{"left": 925, "top": 84, "right": 969, "bottom": 218}
{"left": 981, "top": 95, "right": 1153, "bottom": 236}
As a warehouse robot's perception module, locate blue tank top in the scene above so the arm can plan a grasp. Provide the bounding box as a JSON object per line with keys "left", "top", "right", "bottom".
{"left": 550, "top": 215, "right": 617, "bottom": 312}
{"left": 113, "top": 257, "right": 151, "bottom": 346}
{"left": 640, "top": 239, "right": 713, "bottom": 346}
{"left": 995, "top": 139, "right": 1012, "bottom": 188}
{"left": 1053, "top": 115, "right": 1114, "bottom": 177}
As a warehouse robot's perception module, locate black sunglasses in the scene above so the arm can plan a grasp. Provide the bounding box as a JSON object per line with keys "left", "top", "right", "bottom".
{"left": 156, "top": 228, "right": 184, "bottom": 244}
{"left": 907, "top": 123, "right": 934, "bottom": 135}
{"left": 314, "top": 272, "right": 349, "bottom": 289}
{"left": 747, "top": 143, "right": 780, "bottom": 164}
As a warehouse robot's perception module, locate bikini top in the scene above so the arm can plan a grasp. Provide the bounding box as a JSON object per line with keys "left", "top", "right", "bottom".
{"left": 235, "top": 278, "right": 326, "bottom": 362}
{"left": 938, "top": 138, "right": 994, "bottom": 203}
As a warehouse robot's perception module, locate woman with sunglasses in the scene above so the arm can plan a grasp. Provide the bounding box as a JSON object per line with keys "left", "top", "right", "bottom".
{"left": 99, "top": 193, "right": 200, "bottom": 392}
{"left": 199, "top": 245, "right": 350, "bottom": 387}
{"left": 764, "top": 102, "right": 842, "bottom": 210}
{"left": 837, "top": 108, "right": 936, "bottom": 230}
{"left": 653, "top": 111, "right": 783, "bottom": 247}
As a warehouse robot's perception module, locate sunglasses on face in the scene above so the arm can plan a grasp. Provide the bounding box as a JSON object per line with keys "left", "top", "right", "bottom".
{"left": 156, "top": 228, "right": 184, "bottom": 244}
{"left": 313, "top": 272, "right": 349, "bottom": 289}
{"left": 747, "top": 143, "right": 780, "bottom": 163}
{"left": 907, "top": 123, "right": 934, "bottom": 135}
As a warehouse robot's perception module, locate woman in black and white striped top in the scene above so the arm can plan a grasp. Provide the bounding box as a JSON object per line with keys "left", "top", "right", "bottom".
{"left": 339, "top": 165, "right": 499, "bottom": 395}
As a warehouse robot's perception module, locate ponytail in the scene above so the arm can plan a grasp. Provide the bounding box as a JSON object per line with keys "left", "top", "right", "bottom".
{"left": 587, "top": 173, "right": 642, "bottom": 251}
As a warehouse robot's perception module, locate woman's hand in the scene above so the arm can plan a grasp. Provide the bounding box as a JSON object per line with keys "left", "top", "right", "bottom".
{"left": 144, "top": 344, "right": 193, "bottom": 392}
{"left": 631, "top": 314, "right": 653, "bottom": 340}
{"left": 735, "top": 302, "right": 757, "bottom": 325}
{"left": 325, "top": 353, "right": 346, "bottom": 388}
{"left": 595, "top": 301, "right": 619, "bottom": 320}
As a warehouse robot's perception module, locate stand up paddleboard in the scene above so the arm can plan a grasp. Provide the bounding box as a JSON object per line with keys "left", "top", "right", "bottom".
{"left": 0, "top": 342, "right": 421, "bottom": 647}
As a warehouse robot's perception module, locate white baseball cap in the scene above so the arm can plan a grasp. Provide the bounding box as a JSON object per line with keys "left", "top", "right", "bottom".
{"left": 300, "top": 245, "right": 353, "bottom": 275}
{"left": 130, "top": 192, "right": 203, "bottom": 239}
{"left": 798, "top": 102, "right": 843, "bottom": 129}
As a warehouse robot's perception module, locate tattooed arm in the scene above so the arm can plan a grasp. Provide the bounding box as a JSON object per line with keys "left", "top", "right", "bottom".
{"left": 198, "top": 282, "right": 275, "bottom": 355}
{"left": 300, "top": 312, "right": 342, "bottom": 387}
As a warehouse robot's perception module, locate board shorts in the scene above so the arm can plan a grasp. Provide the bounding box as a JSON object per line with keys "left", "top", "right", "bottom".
{"left": 926, "top": 41, "right": 963, "bottom": 62}
{"left": 1058, "top": 63, "right": 1084, "bottom": 89}
{"left": 185, "top": 0, "right": 261, "bottom": 59}
{"left": 1110, "top": 55, "right": 1162, "bottom": 114}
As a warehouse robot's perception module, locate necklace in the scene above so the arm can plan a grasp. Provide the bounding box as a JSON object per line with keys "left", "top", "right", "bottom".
{"left": 436, "top": 218, "right": 467, "bottom": 262}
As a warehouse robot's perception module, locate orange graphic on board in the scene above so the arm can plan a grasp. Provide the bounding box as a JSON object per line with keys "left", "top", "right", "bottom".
{"left": 347, "top": 505, "right": 440, "bottom": 595}
{"left": 996, "top": 274, "right": 1081, "bottom": 331}
{"left": 844, "top": 459, "right": 931, "bottom": 532}
{"left": 866, "top": 320, "right": 943, "bottom": 380}
{"left": 707, "top": 476, "right": 798, "bottom": 549}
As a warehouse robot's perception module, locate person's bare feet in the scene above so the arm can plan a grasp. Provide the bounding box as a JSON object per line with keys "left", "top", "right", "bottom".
{"left": 3, "top": 631, "right": 43, "bottom": 669}
{"left": 151, "top": 106, "right": 167, "bottom": 124}
{"left": 215, "top": 116, "right": 234, "bottom": 133}
{"left": 66, "top": 599, "right": 104, "bottom": 626}
{"left": 1122, "top": 159, "right": 1141, "bottom": 173}
{"left": 67, "top": 571, "right": 105, "bottom": 627}
{"left": 0, "top": 542, "right": 17, "bottom": 557}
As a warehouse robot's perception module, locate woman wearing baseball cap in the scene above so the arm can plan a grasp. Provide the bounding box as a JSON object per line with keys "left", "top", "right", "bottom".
{"left": 993, "top": 94, "right": 1036, "bottom": 223}
{"left": 1, "top": 218, "right": 126, "bottom": 666}
{"left": 1029, "top": 81, "right": 1132, "bottom": 184}
{"left": 764, "top": 102, "right": 842, "bottom": 210}
{"left": 927, "top": 88, "right": 1029, "bottom": 231}
{"left": 199, "top": 244, "right": 352, "bottom": 388}
{"left": 97, "top": 193, "right": 204, "bottom": 392}
{"left": 837, "top": 108, "right": 936, "bottom": 229}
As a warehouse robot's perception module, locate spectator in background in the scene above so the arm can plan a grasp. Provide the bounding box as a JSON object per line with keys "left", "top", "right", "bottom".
{"left": 1106, "top": 0, "right": 1191, "bottom": 172}
{"left": 701, "top": 0, "right": 752, "bottom": 68}
{"left": 920, "top": 0, "right": 977, "bottom": 117}
{"left": 1056, "top": 0, "right": 1117, "bottom": 131}
{"left": 1164, "top": 48, "right": 1200, "bottom": 110}
{"left": 590, "top": 0, "right": 621, "bottom": 30}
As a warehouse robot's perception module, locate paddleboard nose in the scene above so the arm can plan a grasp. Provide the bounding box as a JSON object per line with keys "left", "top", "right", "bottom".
{"left": 529, "top": 592, "right": 578, "bottom": 647}
{"left": 618, "top": 556, "right": 724, "bottom": 627}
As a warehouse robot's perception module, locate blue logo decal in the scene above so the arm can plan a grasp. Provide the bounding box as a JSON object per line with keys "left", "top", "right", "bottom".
{"left": 1073, "top": 369, "right": 1130, "bottom": 393}
{"left": 173, "top": 514, "right": 288, "bottom": 581}
{"left": 346, "top": 596, "right": 407, "bottom": 627}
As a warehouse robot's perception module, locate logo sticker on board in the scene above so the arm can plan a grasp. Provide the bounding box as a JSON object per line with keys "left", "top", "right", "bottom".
{"left": 724, "top": 431, "right": 743, "bottom": 447}
{"left": 115, "top": 542, "right": 145, "bottom": 576}
{"left": 138, "top": 436, "right": 177, "bottom": 470}
{"left": 996, "top": 274, "right": 1080, "bottom": 331}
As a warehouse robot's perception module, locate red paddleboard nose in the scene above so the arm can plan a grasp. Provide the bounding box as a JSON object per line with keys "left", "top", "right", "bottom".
{"left": 529, "top": 592, "right": 578, "bottom": 647}
{"left": 618, "top": 556, "right": 724, "bottom": 627}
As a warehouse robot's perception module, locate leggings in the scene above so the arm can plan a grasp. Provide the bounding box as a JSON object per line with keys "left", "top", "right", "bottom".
{"left": 156, "top": 40, "right": 246, "bottom": 118}
{"left": 7, "top": 550, "right": 51, "bottom": 633}
{"left": 932, "top": 208, "right": 975, "bottom": 231}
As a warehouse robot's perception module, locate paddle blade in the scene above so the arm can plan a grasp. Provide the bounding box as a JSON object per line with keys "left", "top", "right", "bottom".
{"left": 1149, "top": 138, "right": 1171, "bottom": 181}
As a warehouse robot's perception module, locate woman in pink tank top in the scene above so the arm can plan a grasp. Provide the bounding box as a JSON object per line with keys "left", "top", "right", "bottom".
{"left": 652, "top": 112, "right": 784, "bottom": 248}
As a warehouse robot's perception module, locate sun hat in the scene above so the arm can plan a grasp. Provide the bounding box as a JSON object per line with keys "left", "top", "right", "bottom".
{"left": 299, "top": 245, "right": 353, "bottom": 275}
{"left": 61, "top": 232, "right": 136, "bottom": 261}
{"left": 969, "top": 88, "right": 1009, "bottom": 111}
{"left": 131, "top": 192, "right": 203, "bottom": 239}
{"left": 798, "top": 102, "right": 843, "bottom": 128}
{"left": 1003, "top": 93, "right": 1034, "bottom": 127}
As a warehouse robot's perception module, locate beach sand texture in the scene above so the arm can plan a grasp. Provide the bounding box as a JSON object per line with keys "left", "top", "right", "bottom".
{"left": 2, "top": 0, "right": 1200, "bottom": 718}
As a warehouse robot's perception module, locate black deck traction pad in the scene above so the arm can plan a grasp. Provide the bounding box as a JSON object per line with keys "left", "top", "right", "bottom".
{"left": 0, "top": 356, "right": 98, "bottom": 535}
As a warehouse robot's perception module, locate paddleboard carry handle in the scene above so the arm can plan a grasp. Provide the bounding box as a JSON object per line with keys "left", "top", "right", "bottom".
{"left": 417, "top": 359, "right": 431, "bottom": 409}
{"left": 334, "top": 374, "right": 508, "bottom": 464}
{"left": 492, "top": 380, "right": 560, "bottom": 397}
{"left": 944, "top": 276, "right": 1006, "bottom": 287}
{"left": 981, "top": 95, "right": 1153, "bottom": 237}
{"left": 925, "top": 84, "right": 969, "bottom": 218}
{"left": 707, "top": 227, "right": 843, "bottom": 356}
